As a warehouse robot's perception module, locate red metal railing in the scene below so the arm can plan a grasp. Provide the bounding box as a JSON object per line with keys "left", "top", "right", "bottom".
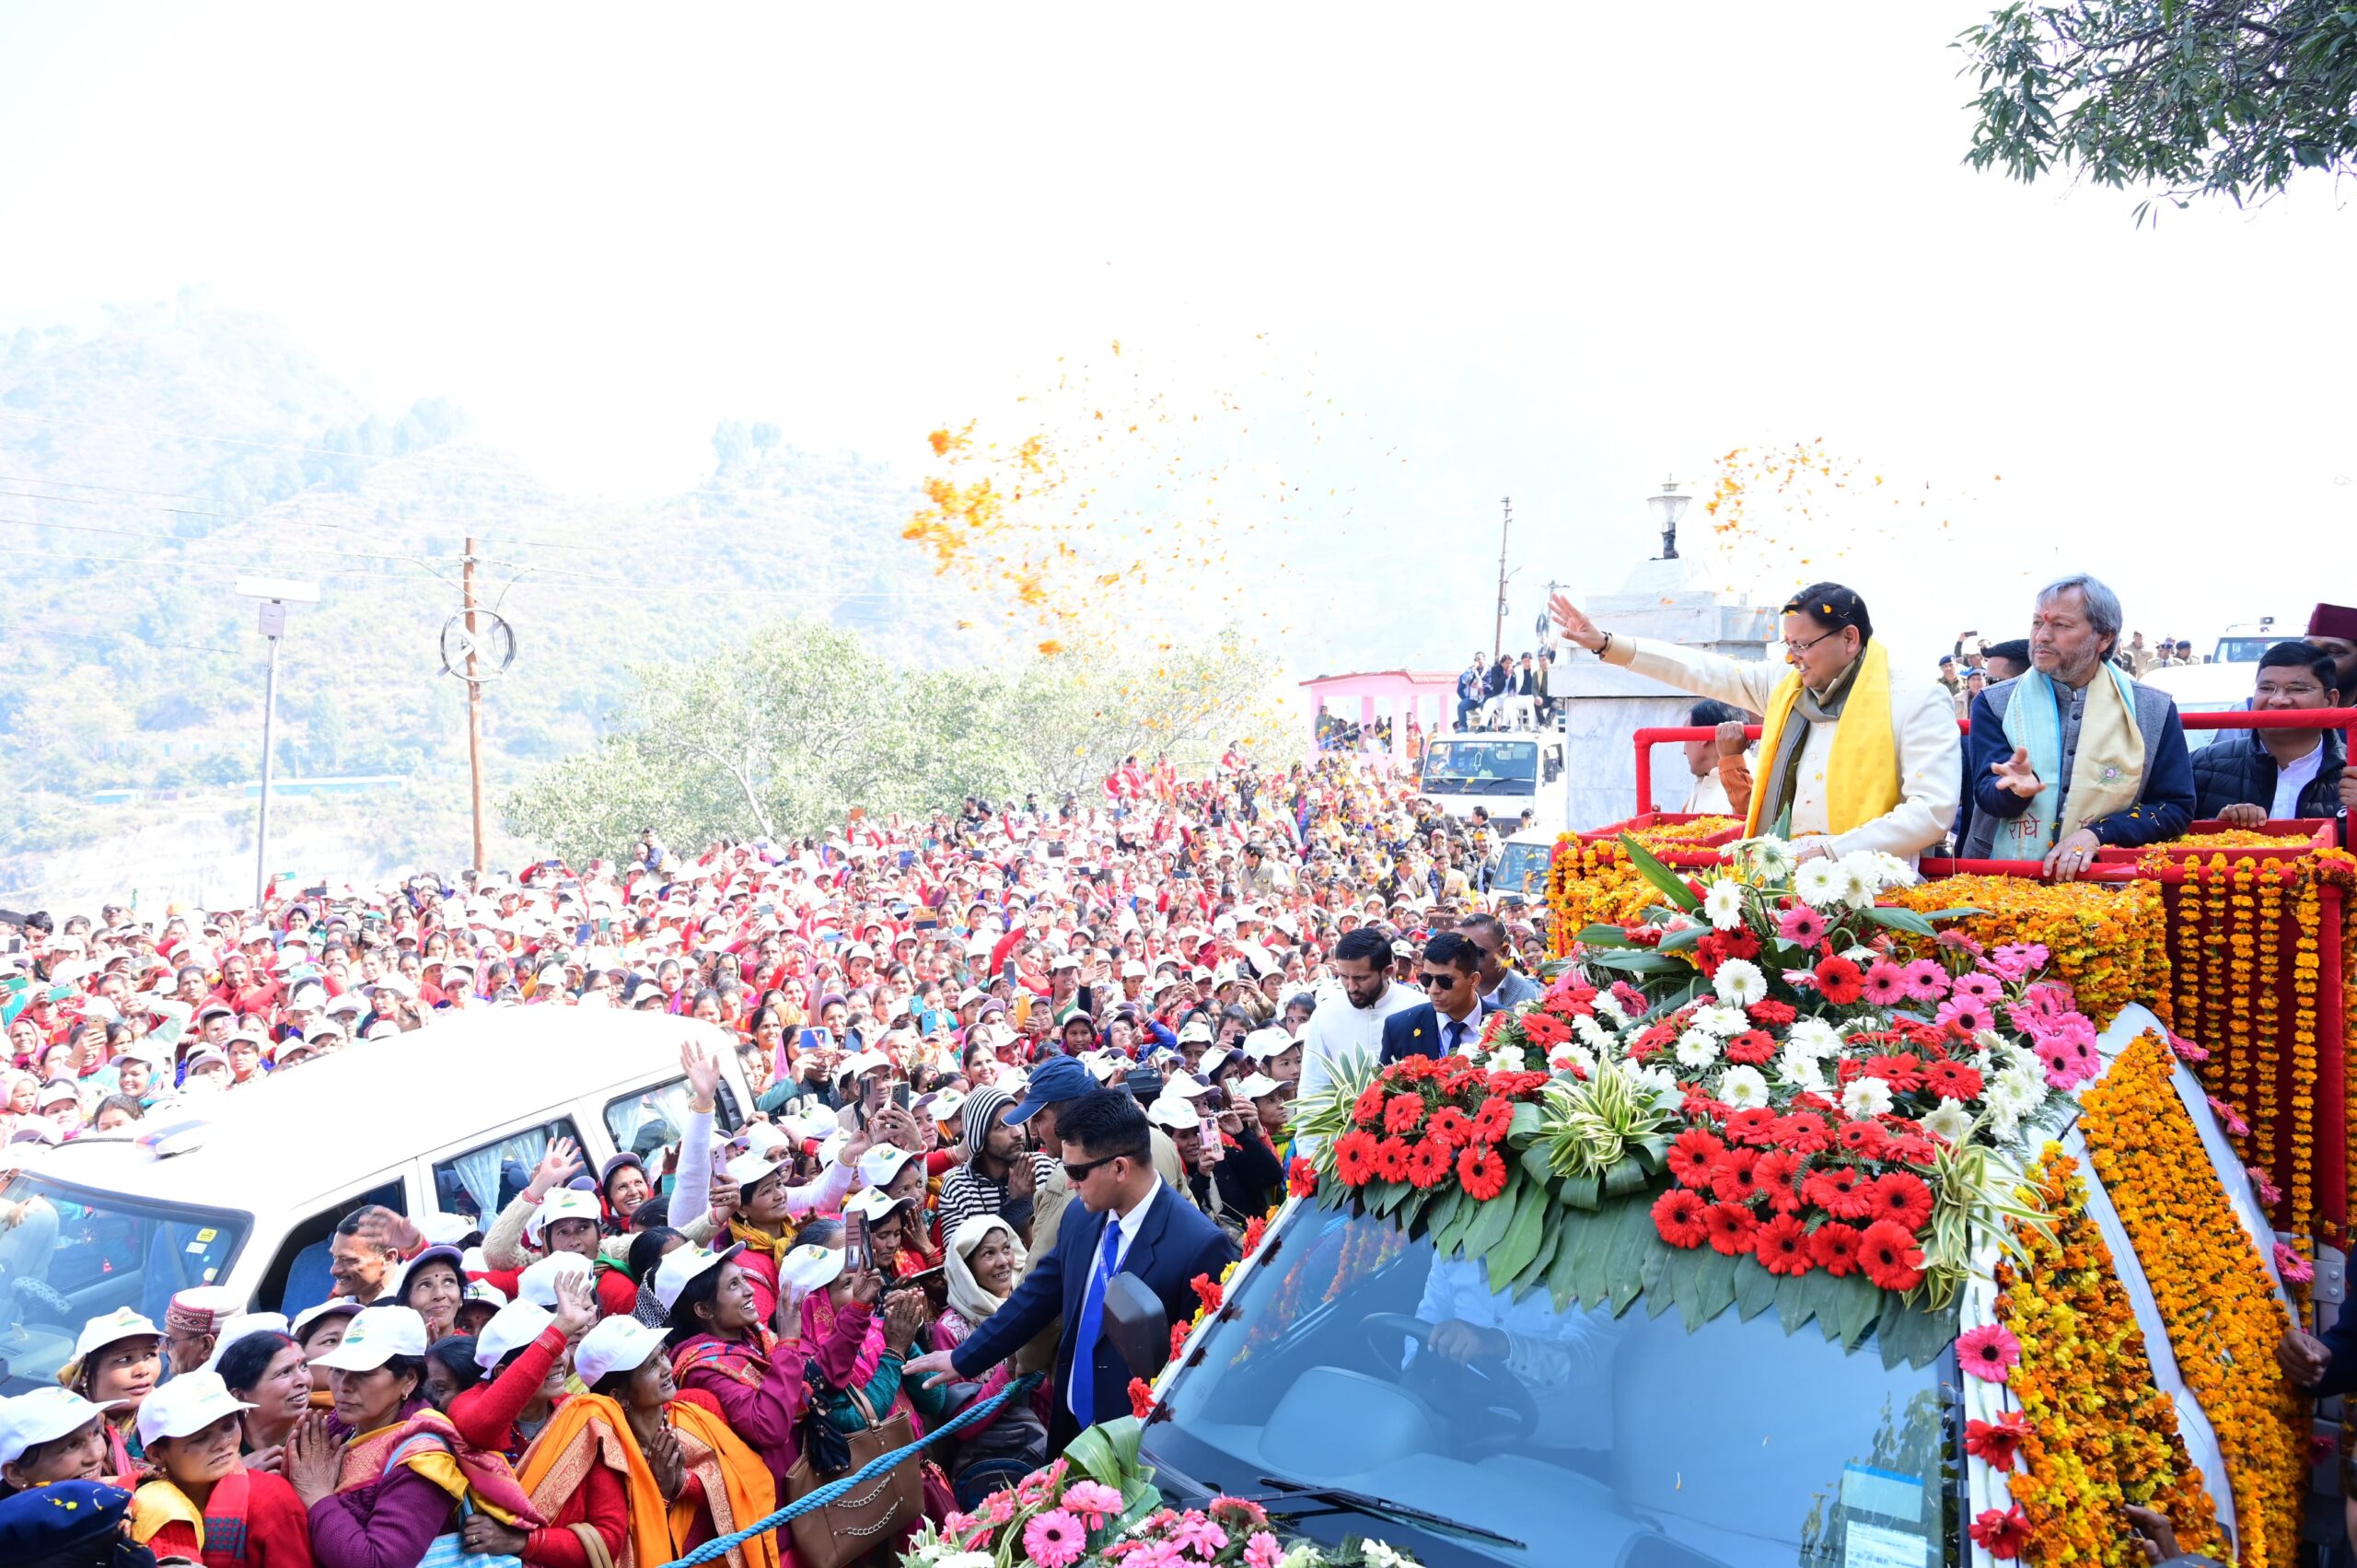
{"left": 1629, "top": 706, "right": 2357, "bottom": 838}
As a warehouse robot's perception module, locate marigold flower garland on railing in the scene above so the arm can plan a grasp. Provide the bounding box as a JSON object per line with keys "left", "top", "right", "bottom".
{"left": 1543, "top": 819, "right": 1742, "bottom": 947}
{"left": 1990, "top": 1146, "right": 2223, "bottom": 1568}
{"left": 1882, "top": 876, "right": 2169, "bottom": 1031}
{"left": 2076, "top": 1029, "right": 2307, "bottom": 1568}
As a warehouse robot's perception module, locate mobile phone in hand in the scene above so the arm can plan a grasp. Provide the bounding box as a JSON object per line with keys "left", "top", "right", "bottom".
{"left": 844, "top": 1210, "right": 868, "bottom": 1272}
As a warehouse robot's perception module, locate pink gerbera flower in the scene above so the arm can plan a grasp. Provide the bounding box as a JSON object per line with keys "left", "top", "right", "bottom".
{"left": 1023, "top": 1509, "right": 1088, "bottom": 1568}
{"left": 1956, "top": 1323, "right": 2022, "bottom": 1383}
{"left": 1777, "top": 903, "right": 1829, "bottom": 946}
{"left": 1247, "top": 1533, "right": 1285, "bottom": 1568}
{"left": 1861, "top": 961, "right": 1909, "bottom": 1007}
{"left": 1951, "top": 971, "right": 2003, "bottom": 1005}
{"left": 1900, "top": 958, "right": 1950, "bottom": 1003}
{"left": 1061, "top": 1481, "right": 1125, "bottom": 1526}
{"left": 1935, "top": 996, "right": 1995, "bottom": 1038}
{"left": 1167, "top": 1512, "right": 1229, "bottom": 1557}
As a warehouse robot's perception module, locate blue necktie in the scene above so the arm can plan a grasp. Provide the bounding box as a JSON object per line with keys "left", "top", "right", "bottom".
{"left": 1069, "top": 1214, "right": 1123, "bottom": 1426}
{"left": 1445, "top": 1018, "right": 1465, "bottom": 1055}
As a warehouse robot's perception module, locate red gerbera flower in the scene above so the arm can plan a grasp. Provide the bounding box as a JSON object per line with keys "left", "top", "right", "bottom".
{"left": 1836, "top": 1119, "right": 1888, "bottom": 1157}
{"left": 1371, "top": 1136, "right": 1411, "bottom": 1183}
{"left": 1801, "top": 1167, "right": 1874, "bottom": 1220}
{"left": 1813, "top": 957, "right": 1865, "bottom": 1005}
{"left": 1753, "top": 1214, "right": 1813, "bottom": 1276}
{"left": 1859, "top": 1053, "right": 1923, "bottom": 1093}
{"left": 1964, "top": 1410, "right": 2030, "bottom": 1469}
{"left": 1921, "top": 1060, "right": 1984, "bottom": 1101}
{"left": 1353, "top": 1085, "right": 1387, "bottom": 1125}
{"left": 1865, "top": 1170, "right": 1933, "bottom": 1232}
{"left": 1653, "top": 1188, "right": 1709, "bottom": 1249}
{"left": 1333, "top": 1130, "right": 1378, "bottom": 1186}
{"left": 1710, "top": 1146, "right": 1763, "bottom": 1204}
{"left": 1773, "top": 1111, "right": 1833, "bottom": 1155}
{"left": 1383, "top": 1093, "right": 1424, "bottom": 1135}
{"left": 1170, "top": 1321, "right": 1193, "bottom": 1361}
{"left": 1190, "top": 1273, "right": 1224, "bottom": 1312}
{"left": 1747, "top": 999, "right": 1797, "bottom": 1028}
{"left": 1701, "top": 1202, "right": 1759, "bottom": 1256}
{"left": 1666, "top": 1129, "right": 1727, "bottom": 1188}
{"left": 1752, "top": 1150, "right": 1805, "bottom": 1214}
{"left": 1403, "top": 1137, "right": 1452, "bottom": 1190}
{"left": 1881, "top": 1131, "right": 1935, "bottom": 1165}
{"left": 1969, "top": 1506, "right": 2029, "bottom": 1560}
{"left": 1241, "top": 1214, "right": 1268, "bottom": 1257}
{"left": 1457, "top": 1141, "right": 1509, "bottom": 1202}
{"left": 1128, "top": 1376, "right": 1156, "bottom": 1419}
{"left": 1287, "top": 1157, "right": 1318, "bottom": 1199}
{"left": 1518, "top": 1011, "right": 1571, "bottom": 1048}
{"left": 1858, "top": 1219, "right": 1925, "bottom": 1291}
{"left": 1427, "top": 1106, "right": 1472, "bottom": 1146}
{"left": 1628, "top": 1023, "right": 1677, "bottom": 1062}
{"left": 1724, "top": 1029, "right": 1779, "bottom": 1066}
{"left": 1469, "top": 1096, "right": 1514, "bottom": 1144}
{"left": 1723, "top": 1107, "right": 1780, "bottom": 1145}
{"left": 1808, "top": 1221, "right": 1864, "bottom": 1276}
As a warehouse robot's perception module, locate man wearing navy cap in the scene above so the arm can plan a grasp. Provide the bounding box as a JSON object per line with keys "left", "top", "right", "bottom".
{"left": 0, "top": 1479, "right": 153, "bottom": 1567}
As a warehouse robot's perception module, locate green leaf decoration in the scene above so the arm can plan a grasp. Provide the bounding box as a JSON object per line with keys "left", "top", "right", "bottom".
{"left": 1556, "top": 1170, "right": 1601, "bottom": 1212}
{"left": 1873, "top": 1294, "right": 1958, "bottom": 1371}
{"left": 1509, "top": 1223, "right": 1566, "bottom": 1298}
{"left": 1601, "top": 1156, "right": 1652, "bottom": 1198}
{"left": 1422, "top": 1184, "right": 1467, "bottom": 1246}
{"left": 1829, "top": 1270, "right": 1885, "bottom": 1348}
{"left": 1617, "top": 831, "right": 1702, "bottom": 912}
{"left": 1507, "top": 1103, "right": 1543, "bottom": 1143}
{"left": 1459, "top": 1181, "right": 1521, "bottom": 1259}
{"left": 1910, "top": 906, "right": 1985, "bottom": 922}
{"left": 1576, "top": 923, "right": 1639, "bottom": 948}
{"left": 1691, "top": 1246, "right": 1739, "bottom": 1327}
{"left": 1732, "top": 1256, "right": 1780, "bottom": 1321}
{"left": 1774, "top": 1270, "right": 1818, "bottom": 1338}
{"left": 1608, "top": 1202, "right": 1660, "bottom": 1315}
{"left": 1655, "top": 924, "right": 1708, "bottom": 952}
{"left": 1583, "top": 948, "right": 1690, "bottom": 977}
{"left": 1489, "top": 1181, "right": 1550, "bottom": 1284}
{"left": 1641, "top": 1239, "right": 1677, "bottom": 1315}
{"left": 1546, "top": 1210, "right": 1592, "bottom": 1307}
{"left": 1517, "top": 1141, "right": 1558, "bottom": 1189}
{"left": 1859, "top": 905, "right": 1939, "bottom": 937}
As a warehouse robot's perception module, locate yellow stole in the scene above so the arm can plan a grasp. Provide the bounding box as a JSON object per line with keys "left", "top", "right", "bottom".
{"left": 1745, "top": 640, "right": 1902, "bottom": 838}
{"left": 515, "top": 1393, "right": 674, "bottom": 1568}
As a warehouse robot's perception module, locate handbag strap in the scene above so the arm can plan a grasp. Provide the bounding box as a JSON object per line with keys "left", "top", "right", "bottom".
{"left": 842, "top": 1382, "right": 879, "bottom": 1429}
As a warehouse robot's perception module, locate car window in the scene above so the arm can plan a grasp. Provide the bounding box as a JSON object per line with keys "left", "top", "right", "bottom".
{"left": 607, "top": 1075, "right": 742, "bottom": 1160}
{"left": 262, "top": 1176, "right": 404, "bottom": 1321}
{"left": 430, "top": 1116, "right": 585, "bottom": 1226}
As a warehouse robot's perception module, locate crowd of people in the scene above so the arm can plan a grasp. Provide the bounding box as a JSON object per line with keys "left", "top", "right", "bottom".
{"left": 0, "top": 750, "right": 1566, "bottom": 1567}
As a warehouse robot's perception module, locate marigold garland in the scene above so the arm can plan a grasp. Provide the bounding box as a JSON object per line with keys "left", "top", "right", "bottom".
{"left": 1995, "top": 1146, "right": 2223, "bottom": 1568}
{"left": 2077, "top": 1030, "right": 2307, "bottom": 1568}
{"left": 1544, "top": 819, "right": 1742, "bottom": 952}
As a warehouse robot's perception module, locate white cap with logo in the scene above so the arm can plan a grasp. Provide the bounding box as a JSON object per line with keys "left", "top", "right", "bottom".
{"left": 309, "top": 1305, "right": 429, "bottom": 1372}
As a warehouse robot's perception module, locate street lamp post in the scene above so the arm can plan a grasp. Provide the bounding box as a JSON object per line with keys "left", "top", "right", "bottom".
{"left": 235, "top": 576, "right": 319, "bottom": 910}
{"left": 1647, "top": 477, "right": 1691, "bottom": 560}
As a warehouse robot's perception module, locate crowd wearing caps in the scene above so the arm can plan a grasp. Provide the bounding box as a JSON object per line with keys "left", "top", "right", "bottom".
{"left": 0, "top": 749, "right": 1575, "bottom": 1563}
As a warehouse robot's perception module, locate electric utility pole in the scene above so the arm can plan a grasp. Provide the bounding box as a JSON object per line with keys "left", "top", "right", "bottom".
{"left": 1492, "top": 496, "right": 1514, "bottom": 664}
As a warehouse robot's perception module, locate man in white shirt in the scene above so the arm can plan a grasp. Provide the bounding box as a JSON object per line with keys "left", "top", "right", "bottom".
{"left": 1297, "top": 927, "right": 1424, "bottom": 1102}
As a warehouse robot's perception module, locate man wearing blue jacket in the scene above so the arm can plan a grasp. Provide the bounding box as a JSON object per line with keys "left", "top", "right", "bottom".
{"left": 1958, "top": 574, "right": 2195, "bottom": 879}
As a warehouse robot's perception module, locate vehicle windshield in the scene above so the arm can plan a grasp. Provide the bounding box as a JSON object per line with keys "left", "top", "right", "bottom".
{"left": 1422, "top": 742, "right": 1538, "bottom": 796}
{"left": 0, "top": 1169, "right": 248, "bottom": 1395}
{"left": 1145, "top": 1208, "right": 1958, "bottom": 1568}
{"left": 1494, "top": 842, "right": 1553, "bottom": 900}
{"left": 2214, "top": 637, "right": 2274, "bottom": 663}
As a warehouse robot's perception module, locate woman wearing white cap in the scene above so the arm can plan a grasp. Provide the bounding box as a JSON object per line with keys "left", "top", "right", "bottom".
{"left": 932, "top": 1215, "right": 1044, "bottom": 1508}
{"left": 0, "top": 1387, "right": 114, "bottom": 1495}
{"left": 280, "top": 1305, "right": 543, "bottom": 1568}
{"left": 122, "top": 1370, "right": 312, "bottom": 1567}
{"left": 58, "top": 1307, "right": 163, "bottom": 1474}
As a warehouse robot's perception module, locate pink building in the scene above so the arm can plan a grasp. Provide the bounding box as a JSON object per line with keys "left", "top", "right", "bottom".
{"left": 1301, "top": 668, "right": 1457, "bottom": 770}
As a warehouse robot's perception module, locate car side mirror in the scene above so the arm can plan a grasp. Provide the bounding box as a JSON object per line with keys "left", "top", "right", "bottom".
{"left": 1103, "top": 1271, "right": 1171, "bottom": 1379}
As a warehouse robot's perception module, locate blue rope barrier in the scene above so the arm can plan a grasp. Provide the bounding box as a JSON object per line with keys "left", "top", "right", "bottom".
{"left": 662, "top": 1372, "right": 1044, "bottom": 1568}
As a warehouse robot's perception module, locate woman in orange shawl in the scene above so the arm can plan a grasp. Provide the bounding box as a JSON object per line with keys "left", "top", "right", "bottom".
{"left": 502, "top": 1316, "right": 778, "bottom": 1568}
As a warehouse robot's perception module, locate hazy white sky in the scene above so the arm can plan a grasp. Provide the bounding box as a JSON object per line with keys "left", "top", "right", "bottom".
{"left": 0, "top": 3, "right": 2349, "bottom": 677}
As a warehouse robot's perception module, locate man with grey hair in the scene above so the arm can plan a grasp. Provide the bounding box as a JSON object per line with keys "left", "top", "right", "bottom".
{"left": 1960, "top": 573, "right": 2195, "bottom": 878}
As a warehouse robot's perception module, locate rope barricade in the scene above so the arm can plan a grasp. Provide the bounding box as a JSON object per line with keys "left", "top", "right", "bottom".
{"left": 662, "top": 1372, "right": 1045, "bottom": 1568}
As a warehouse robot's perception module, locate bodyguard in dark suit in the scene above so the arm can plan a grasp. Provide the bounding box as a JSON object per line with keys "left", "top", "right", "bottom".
{"left": 908, "top": 1089, "right": 1237, "bottom": 1450}
{"left": 1379, "top": 931, "right": 1494, "bottom": 1064}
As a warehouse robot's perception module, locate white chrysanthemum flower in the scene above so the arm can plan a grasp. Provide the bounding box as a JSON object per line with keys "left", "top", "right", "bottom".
{"left": 1974, "top": 1028, "right": 2010, "bottom": 1056}
{"left": 1787, "top": 1017, "right": 1843, "bottom": 1057}
{"left": 1920, "top": 1098, "right": 1973, "bottom": 1144}
{"left": 1997, "top": 1061, "right": 2044, "bottom": 1105}
{"left": 1794, "top": 858, "right": 1847, "bottom": 909}
{"left": 1552, "top": 1042, "right": 1599, "bottom": 1077}
{"left": 1983, "top": 1097, "right": 2026, "bottom": 1142}
{"left": 1712, "top": 958, "right": 1769, "bottom": 1007}
{"left": 1488, "top": 1044, "right": 1527, "bottom": 1072}
{"left": 1840, "top": 945, "right": 1879, "bottom": 966}
{"left": 1675, "top": 1029, "right": 1721, "bottom": 1069}
{"left": 1631, "top": 1063, "right": 1684, "bottom": 1109}
{"left": 1594, "top": 993, "right": 1630, "bottom": 1027}
{"left": 1573, "top": 1014, "right": 1618, "bottom": 1053}
{"left": 1837, "top": 853, "right": 1887, "bottom": 908}
{"left": 1840, "top": 1075, "right": 1896, "bottom": 1118}
{"left": 1875, "top": 853, "right": 1917, "bottom": 889}
{"left": 1736, "top": 835, "right": 1794, "bottom": 879}
{"left": 1717, "top": 1065, "right": 1771, "bottom": 1109}
{"left": 1777, "top": 1048, "right": 1829, "bottom": 1093}
{"left": 1702, "top": 878, "right": 1746, "bottom": 931}
{"left": 1690, "top": 1004, "right": 1750, "bottom": 1039}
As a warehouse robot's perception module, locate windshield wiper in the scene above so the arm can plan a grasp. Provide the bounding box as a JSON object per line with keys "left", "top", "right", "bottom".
{"left": 1247, "top": 1475, "right": 1526, "bottom": 1550}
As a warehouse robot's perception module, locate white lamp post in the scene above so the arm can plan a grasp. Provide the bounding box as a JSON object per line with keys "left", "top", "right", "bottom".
{"left": 234, "top": 575, "right": 319, "bottom": 910}
{"left": 1646, "top": 477, "right": 1691, "bottom": 560}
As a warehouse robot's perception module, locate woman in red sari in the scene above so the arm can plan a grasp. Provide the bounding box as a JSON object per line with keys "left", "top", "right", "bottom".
{"left": 123, "top": 1370, "right": 314, "bottom": 1568}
